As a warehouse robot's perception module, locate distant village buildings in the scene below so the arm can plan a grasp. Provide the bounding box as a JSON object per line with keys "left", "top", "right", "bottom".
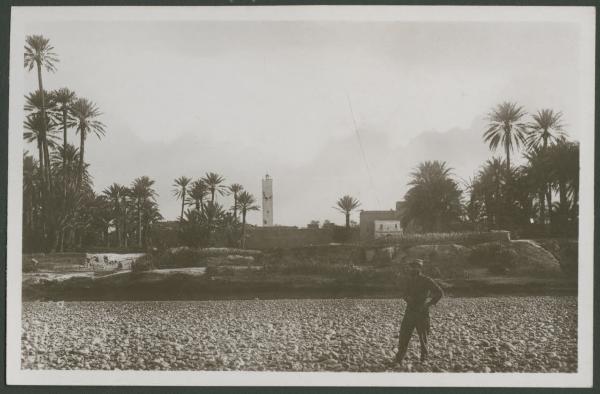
{"left": 359, "top": 201, "right": 406, "bottom": 242}
{"left": 154, "top": 172, "right": 407, "bottom": 248}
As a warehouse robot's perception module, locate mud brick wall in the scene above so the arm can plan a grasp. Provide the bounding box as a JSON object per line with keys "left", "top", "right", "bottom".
{"left": 246, "top": 227, "right": 359, "bottom": 250}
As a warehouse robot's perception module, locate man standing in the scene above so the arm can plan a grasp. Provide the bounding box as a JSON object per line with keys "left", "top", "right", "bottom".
{"left": 394, "top": 259, "right": 443, "bottom": 364}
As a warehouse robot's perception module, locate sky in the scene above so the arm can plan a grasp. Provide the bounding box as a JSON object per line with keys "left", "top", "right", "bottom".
{"left": 22, "top": 19, "right": 583, "bottom": 227}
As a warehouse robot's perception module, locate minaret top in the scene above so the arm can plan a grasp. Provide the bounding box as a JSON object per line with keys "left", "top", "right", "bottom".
{"left": 264, "top": 173, "right": 271, "bottom": 180}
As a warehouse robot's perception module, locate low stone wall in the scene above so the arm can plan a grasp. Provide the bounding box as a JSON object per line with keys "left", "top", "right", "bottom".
{"left": 23, "top": 252, "right": 145, "bottom": 272}
{"left": 262, "top": 244, "right": 363, "bottom": 265}
{"left": 245, "top": 227, "right": 359, "bottom": 250}
{"left": 370, "top": 231, "right": 511, "bottom": 247}
{"left": 23, "top": 253, "right": 87, "bottom": 272}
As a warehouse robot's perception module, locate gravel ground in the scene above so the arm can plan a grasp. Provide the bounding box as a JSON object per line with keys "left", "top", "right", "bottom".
{"left": 21, "top": 297, "right": 577, "bottom": 372}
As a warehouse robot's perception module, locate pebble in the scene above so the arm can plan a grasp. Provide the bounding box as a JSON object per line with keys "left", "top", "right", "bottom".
{"left": 21, "top": 297, "right": 577, "bottom": 372}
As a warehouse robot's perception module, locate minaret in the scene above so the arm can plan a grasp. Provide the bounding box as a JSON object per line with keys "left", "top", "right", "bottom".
{"left": 262, "top": 174, "right": 273, "bottom": 226}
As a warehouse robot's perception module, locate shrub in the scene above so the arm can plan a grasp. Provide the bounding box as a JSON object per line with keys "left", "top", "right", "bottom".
{"left": 23, "top": 259, "right": 38, "bottom": 273}
{"left": 558, "top": 240, "right": 578, "bottom": 276}
{"left": 131, "top": 255, "right": 155, "bottom": 273}
{"left": 158, "top": 247, "right": 206, "bottom": 268}
{"left": 470, "top": 242, "right": 518, "bottom": 274}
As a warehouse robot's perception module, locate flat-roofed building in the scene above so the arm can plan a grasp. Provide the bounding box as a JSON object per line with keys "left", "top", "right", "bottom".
{"left": 359, "top": 201, "right": 407, "bottom": 242}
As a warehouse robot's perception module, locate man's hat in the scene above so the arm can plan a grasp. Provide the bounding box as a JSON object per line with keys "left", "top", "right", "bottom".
{"left": 408, "top": 259, "right": 424, "bottom": 268}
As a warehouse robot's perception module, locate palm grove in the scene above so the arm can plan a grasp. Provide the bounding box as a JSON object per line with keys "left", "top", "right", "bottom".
{"left": 22, "top": 35, "right": 579, "bottom": 253}
{"left": 23, "top": 35, "right": 162, "bottom": 252}
{"left": 398, "top": 102, "right": 578, "bottom": 236}
{"left": 336, "top": 102, "right": 579, "bottom": 237}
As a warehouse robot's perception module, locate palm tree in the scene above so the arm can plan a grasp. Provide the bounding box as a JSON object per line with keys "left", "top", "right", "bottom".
{"left": 237, "top": 191, "right": 259, "bottom": 248}
{"left": 102, "top": 183, "right": 127, "bottom": 247}
{"left": 526, "top": 109, "right": 567, "bottom": 224}
{"left": 523, "top": 147, "right": 551, "bottom": 225}
{"left": 187, "top": 180, "right": 208, "bottom": 212}
{"left": 71, "top": 97, "right": 105, "bottom": 187}
{"left": 23, "top": 154, "right": 38, "bottom": 238}
{"left": 334, "top": 195, "right": 361, "bottom": 228}
{"left": 202, "top": 172, "right": 227, "bottom": 203}
{"left": 403, "top": 161, "right": 462, "bottom": 232}
{"left": 473, "top": 157, "right": 506, "bottom": 226}
{"left": 228, "top": 183, "right": 244, "bottom": 220}
{"left": 24, "top": 89, "right": 57, "bottom": 189}
{"left": 24, "top": 35, "right": 58, "bottom": 189}
{"left": 24, "top": 113, "right": 59, "bottom": 179}
{"left": 526, "top": 109, "right": 566, "bottom": 151}
{"left": 52, "top": 88, "right": 77, "bottom": 198}
{"left": 201, "top": 201, "right": 227, "bottom": 245}
{"left": 483, "top": 101, "right": 528, "bottom": 175}
{"left": 131, "top": 176, "right": 157, "bottom": 247}
{"left": 50, "top": 144, "right": 84, "bottom": 193}
{"left": 547, "top": 139, "right": 579, "bottom": 228}
{"left": 121, "top": 187, "right": 132, "bottom": 248}
{"left": 24, "top": 89, "right": 56, "bottom": 115}
{"left": 140, "top": 198, "right": 163, "bottom": 246}
{"left": 172, "top": 176, "right": 191, "bottom": 223}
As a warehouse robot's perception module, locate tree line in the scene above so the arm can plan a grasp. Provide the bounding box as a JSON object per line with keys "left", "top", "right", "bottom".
{"left": 335, "top": 102, "right": 579, "bottom": 237}
{"left": 22, "top": 35, "right": 162, "bottom": 252}
{"left": 171, "top": 173, "right": 259, "bottom": 249}
{"left": 22, "top": 34, "right": 578, "bottom": 253}
{"left": 403, "top": 102, "right": 578, "bottom": 235}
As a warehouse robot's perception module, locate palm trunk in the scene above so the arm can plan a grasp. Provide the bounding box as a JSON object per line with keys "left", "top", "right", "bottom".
{"left": 78, "top": 130, "right": 85, "bottom": 188}
{"left": 241, "top": 210, "right": 247, "bottom": 249}
{"left": 345, "top": 212, "right": 350, "bottom": 228}
{"left": 37, "top": 141, "right": 45, "bottom": 187}
{"left": 505, "top": 143, "right": 511, "bottom": 179}
{"left": 180, "top": 190, "right": 185, "bottom": 223}
{"left": 539, "top": 190, "right": 546, "bottom": 224}
{"left": 50, "top": 230, "right": 59, "bottom": 253}
{"left": 546, "top": 184, "right": 553, "bottom": 225}
{"left": 36, "top": 63, "right": 52, "bottom": 190}
{"left": 233, "top": 194, "right": 238, "bottom": 220}
{"left": 137, "top": 200, "right": 142, "bottom": 248}
{"left": 62, "top": 108, "right": 68, "bottom": 201}
{"left": 59, "top": 229, "right": 65, "bottom": 252}
{"left": 114, "top": 199, "right": 121, "bottom": 248}
{"left": 123, "top": 204, "right": 128, "bottom": 248}
{"left": 572, "top": 186, "right": 579, "bottom": 220}
{"left": 541, "top": 137, "right": 550, "bottom": 226}
{"left": 558, "top": 180, "right": 567, "bottom": 227}
{"left": 42, "top": 139, "right": 52, "bottom": 192}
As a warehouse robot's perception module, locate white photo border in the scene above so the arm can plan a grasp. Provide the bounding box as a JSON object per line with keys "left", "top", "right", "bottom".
{"left": 6, "top": 5, "right": 596, "bottom": 387}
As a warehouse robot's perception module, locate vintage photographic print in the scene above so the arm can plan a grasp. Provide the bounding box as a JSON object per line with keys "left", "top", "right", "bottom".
{"left": 5, "top": 5, "right": 595, "bottom": 387}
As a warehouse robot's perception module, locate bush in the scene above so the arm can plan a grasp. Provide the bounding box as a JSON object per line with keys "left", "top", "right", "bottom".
{"left": 470, "top": 242, "right": 518, "bottom": 274}
{"left": 23, "top": 259, "right": 38, "bottom": 273}
{"left": 131, "top": 255, "right": 155, "bottom": 273}
{"left": 558, "top": 240, "right": 578, "bottom": 276}
{"left": 158, "top": 247, "right": 205, "bottom": 268}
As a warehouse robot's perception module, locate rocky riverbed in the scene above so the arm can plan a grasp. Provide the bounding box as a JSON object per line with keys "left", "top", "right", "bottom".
{"left": 21, "top": 297, "right": 577, "bottom": 372}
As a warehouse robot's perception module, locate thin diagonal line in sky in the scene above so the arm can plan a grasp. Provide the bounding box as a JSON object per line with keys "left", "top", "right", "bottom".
{"left": 345, "top": 92, "right": 382, "bottom": 209}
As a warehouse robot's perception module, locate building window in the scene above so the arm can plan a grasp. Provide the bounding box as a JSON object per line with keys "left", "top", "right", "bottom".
{"left": 379, "top": 224, "right": 383, "bottom": 230}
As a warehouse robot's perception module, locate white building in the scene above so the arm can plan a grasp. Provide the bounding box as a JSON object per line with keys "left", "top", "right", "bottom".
{"left": 373, "top": 219, "right": 403, "bottom": 239}
{"left": 262, "top": 174, "right": 273, "bottom": 226}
